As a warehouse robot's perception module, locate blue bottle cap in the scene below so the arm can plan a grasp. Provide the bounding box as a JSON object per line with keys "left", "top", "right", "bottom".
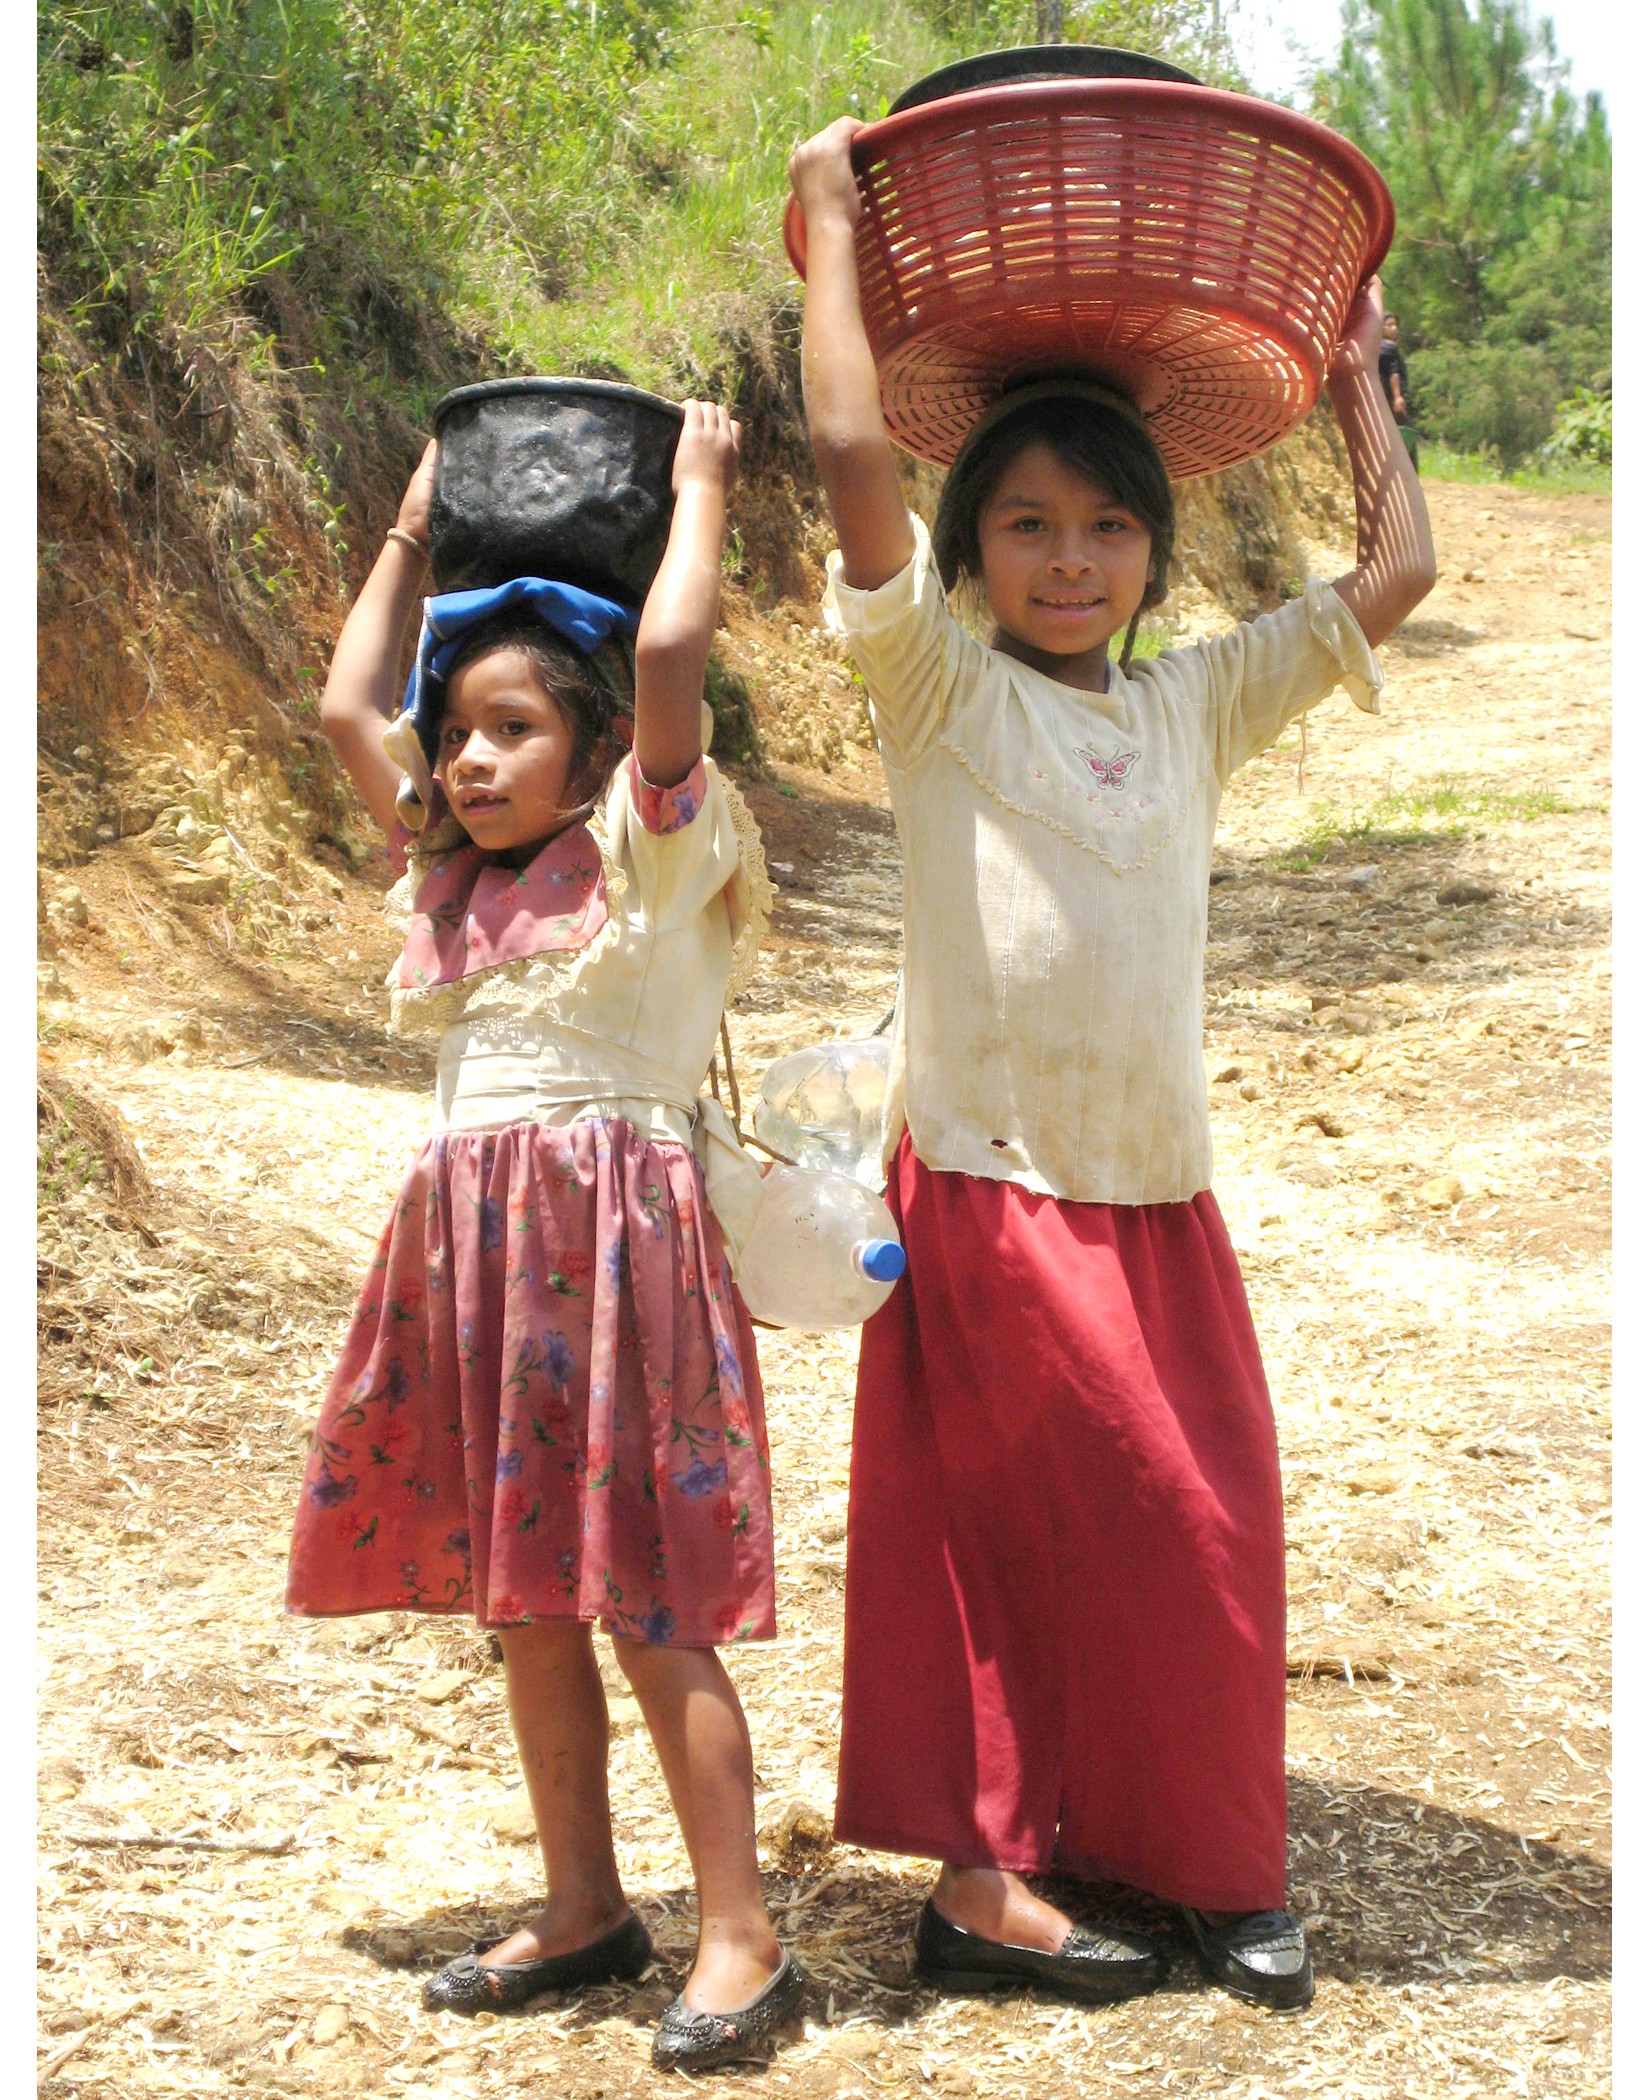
{"left": 858, "top": 1238, "right": 906, "bottom": 1283}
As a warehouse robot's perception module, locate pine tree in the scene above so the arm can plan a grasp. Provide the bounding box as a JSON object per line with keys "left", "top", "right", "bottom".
{"left": 1309, "top": 0, "right": 1610, "bottom": 460}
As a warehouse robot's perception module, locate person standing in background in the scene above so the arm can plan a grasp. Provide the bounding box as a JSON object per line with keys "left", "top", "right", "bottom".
{"left": 1379, "top": 313, "right": 1420, "bottom": 469}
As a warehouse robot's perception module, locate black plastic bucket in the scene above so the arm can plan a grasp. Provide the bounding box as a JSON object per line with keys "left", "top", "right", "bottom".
{"left": 429, "top": 378, "right": 684, "bottom": 605}
{"left": 888, "top": 44, "right": 1200, "bottom": 114}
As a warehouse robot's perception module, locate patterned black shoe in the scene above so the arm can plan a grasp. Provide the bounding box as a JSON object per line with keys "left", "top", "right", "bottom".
{"left": 422, "top": 1912, "right": 653, "bottom": 2015}
{"left": 651, "top": 1949, "right": 807, "bottom": 2071}
{"left": 914, "top": 1900, "right": 1166, "bottom": 2005}
{"left": 1181, "top": 1908, "right": 1314, "bottom": 2011}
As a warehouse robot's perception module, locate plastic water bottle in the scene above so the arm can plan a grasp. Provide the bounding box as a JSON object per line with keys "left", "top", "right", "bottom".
{"left": 734, "top": 1165, "right": 907, "bottom": 1330}
{"left": 752, "top": 1035, "right": 892, "bottom": 1189}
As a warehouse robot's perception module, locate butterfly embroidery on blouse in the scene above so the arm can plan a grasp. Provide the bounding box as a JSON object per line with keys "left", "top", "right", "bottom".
{"left": 1075, "top": 746, "right": 1140, "bottom": 788}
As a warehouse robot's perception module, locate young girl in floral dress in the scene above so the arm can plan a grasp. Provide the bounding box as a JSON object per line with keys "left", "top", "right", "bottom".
{"left": 286, "top": 402, "right": 803, "bottom": 2072}
{"left": 789, "top": 117, "right": 1435, "bottom": 2014}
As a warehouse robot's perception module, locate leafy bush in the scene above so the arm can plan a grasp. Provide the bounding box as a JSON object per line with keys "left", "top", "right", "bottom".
{"left": 703, "top": 652, "right": 761, "bottom": 766}
{"left": 1541, "top": 385, "right": 1612, "bottom": 467}
{"left": 1409, "top": 341, "right": 1560, "bottom": 469}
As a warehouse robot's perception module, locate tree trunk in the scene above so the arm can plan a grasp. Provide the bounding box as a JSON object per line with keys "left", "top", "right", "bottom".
{"left": 1036, "top": 2, "right": 1064, "bottom": 44}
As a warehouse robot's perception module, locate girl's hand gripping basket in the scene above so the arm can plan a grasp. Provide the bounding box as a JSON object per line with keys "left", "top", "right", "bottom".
{"left": 784, "top": 49, "right": 1394, "bottom": 478}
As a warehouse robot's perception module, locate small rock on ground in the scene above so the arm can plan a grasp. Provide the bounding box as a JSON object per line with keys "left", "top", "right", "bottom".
{"left": 415, "top": 1669, "right": 470, "bottom": 1705}
{"left": 1419, "top": 1173, "right": 1467, "bottom": 1209}
{"left": 493, "top": 1794, "right": 539, "bottom": 1843}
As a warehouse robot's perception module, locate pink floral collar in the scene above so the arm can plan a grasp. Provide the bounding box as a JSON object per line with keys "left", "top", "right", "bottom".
{"left": 394, "top": 824, "right": 608, "bottom": 993}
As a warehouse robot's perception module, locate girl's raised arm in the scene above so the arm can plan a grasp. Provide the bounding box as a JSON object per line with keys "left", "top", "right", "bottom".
{"left": 1325, "top": 276, "right": 1437, "bottom": 647}
{"left": 319, "top": 440, "right": 437, "bottom": 836}
{"left": 789, "top": 118, "right": 915, "bottom": 591}
{"left": 631, "top": 400, "right": 741, "bottom": 789}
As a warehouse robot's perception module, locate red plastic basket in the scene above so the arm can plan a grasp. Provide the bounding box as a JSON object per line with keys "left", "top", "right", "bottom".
{"left": 783, "top": 80, "right": 1393, "bottom": 479}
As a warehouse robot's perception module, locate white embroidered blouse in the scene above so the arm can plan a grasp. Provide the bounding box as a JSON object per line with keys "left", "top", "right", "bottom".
{"left": 822, "top": 515, "right": 1384, "bottom": 1205}
{"left": 385, "top": 754, "right": 773, "bottom": 1185}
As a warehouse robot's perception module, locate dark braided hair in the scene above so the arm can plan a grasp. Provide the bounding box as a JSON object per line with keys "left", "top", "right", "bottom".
{"left": 433, "top": 614, "right": 634, "bottom": 813}
{"left": 932, "top": 390, "right": 1176, "bottom": 669}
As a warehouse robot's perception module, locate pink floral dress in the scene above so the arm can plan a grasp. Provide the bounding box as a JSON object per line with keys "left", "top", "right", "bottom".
{"left": 286, "top": 755, "right": 777, "bottom": 1646}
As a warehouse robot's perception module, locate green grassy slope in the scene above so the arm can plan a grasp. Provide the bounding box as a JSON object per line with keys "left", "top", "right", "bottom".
{"left": 40, "top": 2, "right": 1237, "bottom": 413}
{"left": 38, "top": 3, "right": 1251, "bottom": 777}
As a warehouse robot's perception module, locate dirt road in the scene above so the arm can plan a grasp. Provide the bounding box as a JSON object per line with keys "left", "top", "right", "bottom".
{"left": 37, "top": 475, "right": 1609, "bottom": 2096}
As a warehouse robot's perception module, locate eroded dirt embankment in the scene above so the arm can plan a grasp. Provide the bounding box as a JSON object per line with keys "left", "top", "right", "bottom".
{"left": 39, "top": 265, "right": 1356, "bottom": 872}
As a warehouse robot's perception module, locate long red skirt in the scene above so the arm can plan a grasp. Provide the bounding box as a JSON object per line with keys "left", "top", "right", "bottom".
{"left": 836, "top": 1138, "right": 1287, "bottom": 1912}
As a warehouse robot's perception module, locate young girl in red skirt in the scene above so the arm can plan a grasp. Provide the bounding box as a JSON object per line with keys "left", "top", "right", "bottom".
{"left": 788, "top": 119, "right": 1436, "bottom": 2013}
{"left": 286, "top": 403, "right": 804, "bottom": 2071}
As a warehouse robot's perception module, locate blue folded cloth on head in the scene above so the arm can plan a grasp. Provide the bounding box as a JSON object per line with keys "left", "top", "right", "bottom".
{"left": 400, "top": 577, "right": 641, "bottom": 769}
{"left": 383, "top": 577, "right": 640, "bottom": 833}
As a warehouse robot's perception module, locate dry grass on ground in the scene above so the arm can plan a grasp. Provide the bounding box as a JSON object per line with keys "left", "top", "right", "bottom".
{"left": 38, "top": 477, "right": 1608, "bottom": 2096}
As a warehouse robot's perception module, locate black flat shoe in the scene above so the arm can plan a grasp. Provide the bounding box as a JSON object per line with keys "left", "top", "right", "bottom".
{"left": 914, "top": 1900, "right": 1166, "bottom": 2005}
{"left": 1181, "top": 1908, "right": 1314, "bottom": 2011}
{"left": 651, "top": 1948, "right": 806, "bottom": 2071}
{"left": 422, "top": 1911, "right": 653, "bottom": 2014}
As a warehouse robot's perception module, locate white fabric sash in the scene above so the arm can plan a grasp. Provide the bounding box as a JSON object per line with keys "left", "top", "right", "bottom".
{"left": 432, "top": 1014, "right": 765, "bottom": 1273}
